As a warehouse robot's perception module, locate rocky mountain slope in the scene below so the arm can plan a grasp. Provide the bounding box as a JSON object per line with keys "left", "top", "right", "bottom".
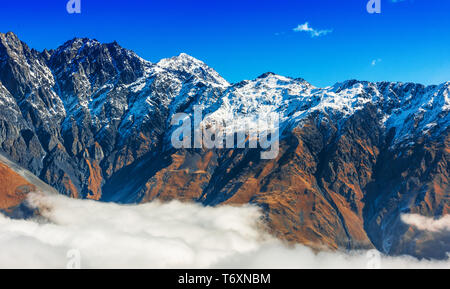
{"left": 0, "top": 32, "right": 448, "bottom": 259}
{"left": 0, "top": 153, "right": 58, "bottom": 217}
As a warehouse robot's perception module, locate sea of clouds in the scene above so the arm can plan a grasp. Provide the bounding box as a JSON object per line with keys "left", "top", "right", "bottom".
{"left": 0, "top": 192, "right": 448, "bottom": 269}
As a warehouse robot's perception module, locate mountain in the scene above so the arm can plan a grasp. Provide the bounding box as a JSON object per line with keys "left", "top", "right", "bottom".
{"left": 0, "top": 32, "right": 448, "bottom": 259}
{"left": 0, "top": 153, "right": 58, "bottom": 217}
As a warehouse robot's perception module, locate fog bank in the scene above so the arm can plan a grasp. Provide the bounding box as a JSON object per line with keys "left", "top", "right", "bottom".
{"left": 0, "top": 193, "right": 448, "bottom": 269}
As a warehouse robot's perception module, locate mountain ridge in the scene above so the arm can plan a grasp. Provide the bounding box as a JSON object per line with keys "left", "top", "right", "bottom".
{"left": 0, "top": 32, "right": 448, "bottom": 259}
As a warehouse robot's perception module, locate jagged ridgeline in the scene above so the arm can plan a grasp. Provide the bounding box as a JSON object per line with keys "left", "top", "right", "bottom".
{"left": 0, "top": 32, "right": 448, "bottom": 259}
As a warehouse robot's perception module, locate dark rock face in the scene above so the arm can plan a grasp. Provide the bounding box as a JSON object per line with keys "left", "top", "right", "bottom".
{"left": 0, "top": 32, "right": 448, "bottom": 259}
{"left": 363, "top": 129, "right": 450, "bottom": 259}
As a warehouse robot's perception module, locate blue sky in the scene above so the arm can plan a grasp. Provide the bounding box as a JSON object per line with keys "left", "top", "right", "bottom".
{"left": 0, "top": 0, "right": 449, "bottom": 87}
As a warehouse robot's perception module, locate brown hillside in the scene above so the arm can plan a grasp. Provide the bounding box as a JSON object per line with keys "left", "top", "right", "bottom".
{"left": 0, "top": 162, "right": 36, "bottom": 210}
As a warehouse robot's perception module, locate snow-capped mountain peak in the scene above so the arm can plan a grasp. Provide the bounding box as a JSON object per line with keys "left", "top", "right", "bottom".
{"left": 156, "top": 53, "right": 229, "bottom": 87}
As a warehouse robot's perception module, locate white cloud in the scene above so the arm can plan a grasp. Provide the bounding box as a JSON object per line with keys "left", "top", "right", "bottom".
{"left": 0, "top": 193, "right": 448, "bottom": 269}
{"left": 371, "top": 58, "right": 382, "bottom": 66}
{"left": 293, "top": 22, "right": 332, "bottom": 38}
{"left": 401, "top": 214, "right": 450, "bottom": 232}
